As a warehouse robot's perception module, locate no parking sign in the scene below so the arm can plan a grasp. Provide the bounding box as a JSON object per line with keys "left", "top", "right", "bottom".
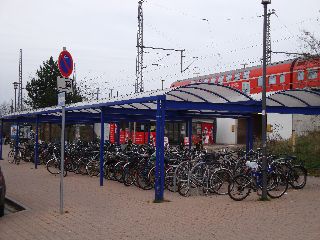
{"left": 58, "top": 50, "right": 73, "bottom": 78}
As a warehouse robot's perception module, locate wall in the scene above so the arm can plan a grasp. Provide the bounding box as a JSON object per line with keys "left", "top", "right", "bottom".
{"left": 216, "top": 118, "right": 237, "bottom": 144}
{"left": 293, "top": 115, "right": 320, "bottom": 136}
{"left": 267, "top": 113, "right": 293, "bottom": 140}
{"left": 94, "top": 123, "right": 110, "bottom": 140}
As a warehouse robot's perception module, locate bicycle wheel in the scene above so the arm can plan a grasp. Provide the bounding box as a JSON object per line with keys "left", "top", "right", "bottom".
{"left": 103, "top": 164, "right": 111, "bottom": 179}
{"left": 46, "top": 159, "right": 60, "bottom": 175}
{"left": 267, "top": 171, "right": 288, "bottom": 199}
{"left": 210, "top": 169, "right": 232, "bottom": 195}
{"left": 147, "top": 167, "right": 155, "bottom": 188}
{"left": 123, "top": 167, "right": 135, "bottom": 186}
{"left": 175, "top": 161, "right": 190, "bottom": 185}
{"left": 136, "top": 167, "right": 153, "bottom": 190}
{"left": 8, "top": 150, "right": 15, "bottom": 163}
{"left": 76, "top": 159, "right": 88, "bottom": 175}
{"left": 228, "top": 174, "right": 251, "bottom": 201}
{"left": 86, "top": 160, "right": 99, "bottom": 177}
{"left": 165, "top": 166, "right": 176, "bottom": 192}
{"left": 114, "top": 162, "right": 125, "bottom": 183}
{"left": 289, "top": 166, "right": 307, "bottom": 189}
{"left": 178, "top": 181, "right": 190, "bottom": 197}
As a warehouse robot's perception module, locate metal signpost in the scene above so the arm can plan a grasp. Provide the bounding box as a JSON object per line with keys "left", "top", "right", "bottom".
{"left": 57, "top": 47, "right": 73, "bottom": 214}
{"left": 58, "top": 92, "right": 65, "bottom": 214}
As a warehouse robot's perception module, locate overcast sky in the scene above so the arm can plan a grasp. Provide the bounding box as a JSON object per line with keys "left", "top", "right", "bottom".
{"left": 0, "top": 0, "right": 319, "bottom": 104}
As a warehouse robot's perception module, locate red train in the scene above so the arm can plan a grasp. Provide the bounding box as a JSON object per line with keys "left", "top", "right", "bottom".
{"left": 170, "top": 57, "right": 320, "bottom": 94}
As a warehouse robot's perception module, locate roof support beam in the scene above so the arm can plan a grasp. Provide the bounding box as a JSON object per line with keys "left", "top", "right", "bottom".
{"left": 166, "top": 101, "right": 260, "bottom": 112}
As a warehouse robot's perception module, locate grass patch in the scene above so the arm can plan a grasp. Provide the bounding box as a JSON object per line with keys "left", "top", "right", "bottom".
{"left": 255, "top": 130, "right": 320, "bottom": 174}
{"left": 258, "top": 197, "right": 271, "bottom": 201}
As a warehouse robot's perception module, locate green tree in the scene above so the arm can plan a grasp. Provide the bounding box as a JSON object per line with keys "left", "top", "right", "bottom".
{"left": 25, "top": 57, "right": 83, "bottom": 109}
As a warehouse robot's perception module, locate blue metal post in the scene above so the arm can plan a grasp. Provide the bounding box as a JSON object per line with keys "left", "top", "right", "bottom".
{"left": 246, "top": 118, "right": 250, "bottom": 153}
{"left": 116, "top": 122, "right": 120, "bottom": 145}
{"left": 34, "top": 115, "right": 39, "bottom": 169}
{"left": 147, "top": 122, "right": 151, "bottom": 144}
{"left": 155, "top": 98, "right": 165, "bottom": 202}
{"left": 15, "top": 124, "right": 19, "bottom": 158}
{"left": 249, "top": 117, "right": 254, "bottom": 151}
{"left": 0, "top": 119, "right": 3, "bottom": 160}
{"left": 160, "top": 99, "right": 165, "bottom": 199}
{"left": 188, "top": 119, "right": 192, "bottom": 150}
{"left": 92, "top": 124, "right": 95, "bottom": 141}
{"left": 99, "top": 108, "right": 105, "bottom": 186}
{"left": 246, "top": 117, "right": 254, "bottom": 152}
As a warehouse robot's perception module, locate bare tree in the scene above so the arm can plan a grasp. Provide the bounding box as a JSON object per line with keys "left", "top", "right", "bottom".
{"left": 0, "top": 101, "right": 12, "bottom": 117}
{"left": 299, "top": 30, "right": 320, "bottom": 58}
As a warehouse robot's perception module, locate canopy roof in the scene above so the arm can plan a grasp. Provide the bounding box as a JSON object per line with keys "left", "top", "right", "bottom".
{"left": 1, "top": 84, "right": 320, "bottom": 123}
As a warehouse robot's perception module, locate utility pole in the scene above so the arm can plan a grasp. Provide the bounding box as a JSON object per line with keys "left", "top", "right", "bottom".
{"left": 13, "top": 82, "right": 19, "bottom": 112}
{"left": 161, "top": 79, "right": 165, "bottom": 90}
{"left": 261, "top": 0, "right": 271, "bottom": 200}
{"left": 134, "top": 0, "right": 190, "bottom": 93}
{"left": 18, "top": 49, "right": 23, "bottom": 111}
{"left": 11, "top": 99, "right": 14, "bottom": 113}
{"left": 136, "top": 0, "right": 144, "bottom": 93}
{"left": 96, "top": 87, "right": 100, "bottom": 100}
{"left": 266, "top": 9, "right": 275, "bottom": 65}
{"left": 241, "top": 63, "right": 248, "bottom": 69}
{"left": 73, "top": 63, "right": 77, "bottom": 82}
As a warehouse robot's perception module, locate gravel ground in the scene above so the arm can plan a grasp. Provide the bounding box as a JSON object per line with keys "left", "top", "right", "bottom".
{"left": 0, "top": 145, "right": 319, "bottom": 240}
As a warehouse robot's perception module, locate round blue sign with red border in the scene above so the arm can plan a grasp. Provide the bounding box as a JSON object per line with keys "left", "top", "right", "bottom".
{"left": 58, "top": 50, "right": 73, "bottom": 78}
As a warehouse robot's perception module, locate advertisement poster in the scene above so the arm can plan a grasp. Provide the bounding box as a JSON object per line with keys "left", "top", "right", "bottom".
{"left": 135, "top": 132, "right": 145, "bottom": 144}
{"left": 10, "top": 125, "right": 32, "bottom": 139}
{"left": 120, "top": 128, "right": 130, "bottom": 144}
{"left": 201, "top": 123, "right": 214, "bottom": 145}
{"left": 10, "top": 125, "right": 18, "bottom": 139}
{"left": 109, "top": 123, "right": 116, "bottom": 143}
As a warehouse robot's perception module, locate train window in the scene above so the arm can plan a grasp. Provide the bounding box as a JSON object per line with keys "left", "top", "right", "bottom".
{"left": 226, "top": 74, "right": 233, "bottom": 82}
{"left": 269, "top": 75, "right": 277, "bottom": 85}
{"left": 234, "top": 72, "right": 241, "bottom": 81}
{"left": 280, "top": 74, "right": 285, "bottom": 83}
{"left": 308, "top": 69, "right": 318, "bottom": 80}
{"left": 243, "top": 70, "right": 250, "bottom": 80}
{"left": 218, "top": 75, "right": 224, "bottom": 83}
{"left": 242, "top": 82, "right": 250, "bottom": 94}
{"left": 298, "top": 71, "right": 304, "bottom": 81}
{"left": 258, "top": 76, "right": 263, "bottom": 86}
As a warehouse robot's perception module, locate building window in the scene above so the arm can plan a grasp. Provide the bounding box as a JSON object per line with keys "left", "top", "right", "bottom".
{"left": 308, "top": 69, "right": 318, "bottom": 80}
{"left": 218, "top": 75, "right": 224, "bottom": 83}
{"left": 269, "top": 75, "right": 277, "bottom": 85}
{"left": 258, "top": 76, "right": 263, "bottom": 86}
{"left": 243, "top": 70, "right": 250, "bottom": 80}
{"left": 234, "top": 72, "right": 241, "bottom": 81}
{"left": 280, "top": 74, "right": 285, "bottom": 83}
{"left": 226, "top": 74, "right": 233, "bottom": 82}
{"left": 298, "top": 71, "right": 304, "bottom": 81}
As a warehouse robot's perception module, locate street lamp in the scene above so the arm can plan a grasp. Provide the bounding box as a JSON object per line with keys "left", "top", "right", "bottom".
{"left": 13, "top": 82, "right": 19, "bottom": 112}
{"left": 261, "top": 0, "right": 271, "bottom": 200}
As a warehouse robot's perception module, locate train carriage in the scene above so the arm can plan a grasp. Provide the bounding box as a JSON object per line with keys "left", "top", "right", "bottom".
{"left": 171, "top": 57, "right": 320, "bottom": 95}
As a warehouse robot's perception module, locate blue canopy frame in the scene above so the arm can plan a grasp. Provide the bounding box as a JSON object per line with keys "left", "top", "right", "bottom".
{"left": 1, "top": 84, "right": 319, "bottom": 201}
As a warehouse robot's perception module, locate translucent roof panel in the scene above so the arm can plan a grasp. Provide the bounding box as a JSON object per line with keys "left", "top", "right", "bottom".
{"left": 267, "top": 89, "right": 320, "bottom": 107}
{"left": 167, "top": 83, "right": 253, "bottom": 103}
{"left": 2, "top": 84, "right": 319, "bottom": 121}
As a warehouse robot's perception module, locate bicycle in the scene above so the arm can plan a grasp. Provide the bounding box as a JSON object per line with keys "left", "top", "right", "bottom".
{"left": 228, "top": 160, "right": 288, "bottom": 201}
